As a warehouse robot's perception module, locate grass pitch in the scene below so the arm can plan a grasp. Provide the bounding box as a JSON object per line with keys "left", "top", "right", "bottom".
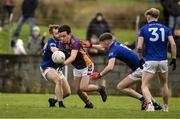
{"left": 0, "top": 93, "right": 179, "bottom": 118}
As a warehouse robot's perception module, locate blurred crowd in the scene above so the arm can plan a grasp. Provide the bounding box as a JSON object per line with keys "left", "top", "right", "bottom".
{"left": 0, "top": 0, "right": 180, "bottom": 55}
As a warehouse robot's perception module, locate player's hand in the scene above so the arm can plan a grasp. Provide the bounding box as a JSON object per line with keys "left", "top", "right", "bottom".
{"left": 82, "top": 41, "right": 92, "bottom": 48}
{"left": 169, "top": 58, "right": 176, "bottom": 71}
{"left": 91, "top": 72, "right": 101, "bottom": 80}
{"left": 139, "top": 58, "right": 145, "bottom": 69}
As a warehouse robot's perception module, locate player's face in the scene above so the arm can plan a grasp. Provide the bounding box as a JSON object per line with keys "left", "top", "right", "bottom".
{"left": 59, "top": 31, "right": 71, "bottom": 43}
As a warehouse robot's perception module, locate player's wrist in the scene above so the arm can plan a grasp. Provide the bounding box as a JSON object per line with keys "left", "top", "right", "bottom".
{"left": 99, "top": 72, "right": 102, "bottom": 78}
{"left": 90, "top": 43, "right": 93, "bottom": 48}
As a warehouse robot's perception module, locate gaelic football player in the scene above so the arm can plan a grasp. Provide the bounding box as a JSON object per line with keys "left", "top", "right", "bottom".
{"left": 137, "top": 8, "right": 176, "bottom": 112}
{"left": 58, "top": 25, "right": 107, "bottom": 108}
{"left": 83, "top": 33, "right": 162, "bottom": 110}
{"left": 40, "top": 24, "right": 71, "bottom": 108}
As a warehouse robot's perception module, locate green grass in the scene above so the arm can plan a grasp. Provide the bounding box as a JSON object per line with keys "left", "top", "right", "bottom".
{"left": 0, "top": 93, "right": 179, "bottom": 118}
{"left": 0, "top": 24, "right": 136, "bottom": 54}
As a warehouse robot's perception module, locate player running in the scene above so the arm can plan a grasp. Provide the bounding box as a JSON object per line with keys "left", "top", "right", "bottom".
{"left": 137, "top": 8, "right": 176, "bottom": 112}
{"left": 57, "top": 25, "right": 107, "bottom": 108}
{"left": 83, "top": 32, "right": 162, "bottom": 110}
{"left": 40, "top": 24, "right": 71, "bottom": 108}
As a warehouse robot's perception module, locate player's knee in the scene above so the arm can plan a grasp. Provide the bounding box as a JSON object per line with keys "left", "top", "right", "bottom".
{"left": 117, "top": 84, "right": 123, "bottom": 91}
{"left": 79, "top": 86, "right": 87, "bottom": 92}
{"left": 55, "top": 78, "right": 62, "bottom": 85}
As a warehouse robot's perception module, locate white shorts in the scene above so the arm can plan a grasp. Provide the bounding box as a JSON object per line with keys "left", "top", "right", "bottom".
{"left": 129, "top": 68, "right": 142, "bottom": 81}
{"left": 73, "top": 64, "right": 94, "bottom": 77}
{"left": 143, "top": 60, "right": 168, "bottom": 74}
{"left": 40, "top": 67, "right": 65, "bottom": 80}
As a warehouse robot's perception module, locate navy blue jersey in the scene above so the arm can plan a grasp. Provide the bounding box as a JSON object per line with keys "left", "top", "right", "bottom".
{"left": 139, "top": 21, "right": 172, "bottom": 61}
{"left": 108, "top": 41, "right": 139, "bottom": 71}
{"left": 40, "top": 38, "right": 61, "bottom": 71}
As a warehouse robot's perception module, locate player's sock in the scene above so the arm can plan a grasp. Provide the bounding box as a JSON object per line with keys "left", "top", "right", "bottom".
{"left": 58, "top": 101, "right": 65, "bottom": 108}
{"left": 84, "top": 101, "right": 93, "bottom": 109}
{"left": 98, "top": 86, "right": 107, "bottom": 102}
{"left": 48, "top": 98, "right": 57, "bottom": 107}
{"left": 162, "top": 104, "right": 168, "bottom": 112}
{"left": 152, "top": 101, "right": 162, "bottom": 110}
{"left": 139, "top": 96, "right": 145, "bottom": 101}
{"left": 141, "top": 99, "right": 147, "bottom": 110}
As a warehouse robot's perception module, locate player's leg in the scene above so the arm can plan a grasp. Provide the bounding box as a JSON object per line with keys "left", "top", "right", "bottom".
{"left": 158, "top": 60, "right": 169, "bottom": 112}
{"left": 158, "top": 72, "right": 169, "bottom": 112}
{"left": 79, "top": 65, "right": 107, "bottom": 102}
{"left": 45, "top": 68, "right": 64, "bottom": 108}
{"left": 62, "top": 78, "right": 71, "bottom": 99}
{"left": 80, "top": 75, "right": 99, "bottom": 92}
{"left": 74, "top": 76, "right": 93, "bottom": 108}
{"left": 117, "top": 75, "right": 143, "bottom": 99}
{"left": 141, "top": 71, "right": 155, "bottom": 111}
{"left": 117, "top": 69, "right": 146, "bottom": 110}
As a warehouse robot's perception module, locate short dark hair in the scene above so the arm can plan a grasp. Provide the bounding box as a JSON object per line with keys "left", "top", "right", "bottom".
{"left": 99, "top": 33, "right": 113, "bottom": 42}
{"left": 96, "top": 12, "right": 103, "bottom": 17}
{"left": 59, "top": 25, "right": 71, "bottom": 34}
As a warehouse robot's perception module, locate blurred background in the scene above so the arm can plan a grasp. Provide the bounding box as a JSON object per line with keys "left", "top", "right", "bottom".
{"left": 0, "top": 0, "right": 180, "bottom": 96}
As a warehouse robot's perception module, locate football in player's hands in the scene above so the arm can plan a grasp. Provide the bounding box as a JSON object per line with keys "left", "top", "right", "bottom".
{"left": 91, "top": 72, "right": 101, "bottom": 80}
{"left": 82, "top": 41, "right": 92, "bottom": 48}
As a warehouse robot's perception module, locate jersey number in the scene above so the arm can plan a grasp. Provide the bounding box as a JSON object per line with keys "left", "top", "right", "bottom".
{"left": 148, "top": 28, "right": 165, "bottom": 42}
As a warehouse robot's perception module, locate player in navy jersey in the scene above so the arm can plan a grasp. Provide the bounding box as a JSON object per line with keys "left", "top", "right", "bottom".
{"left": 137, "top": 8, "right": 177, "bottom": 112}
{"left": 40, "top": 24, "right": 71, "bottom": 108}
{"left": 58, "top": 25, "right": 107, "bottom": 108}
{"left": 83, "top": 33, "right": 162, "bottom": 110}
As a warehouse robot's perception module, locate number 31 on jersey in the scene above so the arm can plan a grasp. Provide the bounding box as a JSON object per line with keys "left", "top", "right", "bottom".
{"left": 148, "top": 27, "right": 165, "bottom": 42}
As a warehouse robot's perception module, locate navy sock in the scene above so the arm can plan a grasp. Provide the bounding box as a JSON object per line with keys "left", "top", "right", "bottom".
{"left": 58, "top": 101, "right": 63, "bottom": 107}
{"left": 139, "top": 96, "right": 145, "bottom": 101}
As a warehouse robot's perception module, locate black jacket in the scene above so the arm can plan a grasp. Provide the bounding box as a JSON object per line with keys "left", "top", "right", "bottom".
{"left": 161, "top": 0, "right": 180, "bottom": 17}
{"left": 86, "top": 18, "right": 111, "bottom": 41}
{"left": 22, "top": 0, "right": 38, "bottom": 18}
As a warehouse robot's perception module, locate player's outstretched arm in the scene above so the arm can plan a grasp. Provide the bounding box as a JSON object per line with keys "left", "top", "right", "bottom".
{"left": 100, "top": 58, "right": 115, "bottom": 77}
{"left": 82, "top": 40, "right": 105, "bottom": 50}
{"left": 91, "top": 58, "right": 115, "bottom": 80}
{"left": 64, "top": 49, "right": 78, "bottom": 65}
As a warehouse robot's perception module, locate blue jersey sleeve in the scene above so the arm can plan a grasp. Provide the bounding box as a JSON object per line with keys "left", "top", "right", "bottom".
{"left": 138, "top": 27, "right": 145, "bottom": 37}
{"left": 167, "top": 28, "right": 173, "bottom": 36}
{"left": 108, "top": 48, "right": 117, "bottom": 59}
{"left": 49, "top": 41, "right": 56, "bottom": 47}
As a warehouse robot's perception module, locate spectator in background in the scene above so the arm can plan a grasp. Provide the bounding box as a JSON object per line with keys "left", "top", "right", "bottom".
{"left": 161, "top": 0, "right": 180, "bottom": 35}
{"left": 86, "top": 12, "right": 111, "bottom": 54}
{"left": 160, "top": 0, "right": 170, "bottom": 26}
{"left": 10, "top": 39, "right": 26, "bottom": 55}
{"left": 14, "top": 0, "right": 39, "bottom": 37}
{"left": 27, "top": 26, "right": 46, "bottom": 55}
{"left": 0, "top": 0, "right": 14, "bottom": 32}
